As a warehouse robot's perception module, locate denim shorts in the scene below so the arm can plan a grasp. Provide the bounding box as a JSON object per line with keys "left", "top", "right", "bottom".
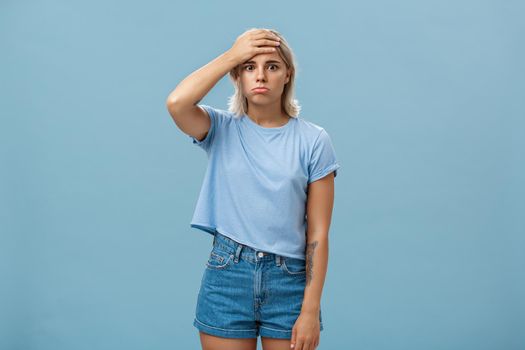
{"left": 193, "top": 231, "right": 324, "bottom": 339}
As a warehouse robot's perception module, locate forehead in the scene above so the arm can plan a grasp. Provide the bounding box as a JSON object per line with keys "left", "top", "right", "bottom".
{"left": 242, "top": 52, "right": 284, "bottom": 65}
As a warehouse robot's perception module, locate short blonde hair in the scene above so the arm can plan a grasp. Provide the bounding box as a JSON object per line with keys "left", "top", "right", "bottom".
{"left": 227, "top": 27, "right": 301, "bottom": 118}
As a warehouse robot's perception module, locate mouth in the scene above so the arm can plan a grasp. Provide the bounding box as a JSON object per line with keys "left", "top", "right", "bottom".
{"left": 252, "top": 87, "right": 269, "bottom": 93}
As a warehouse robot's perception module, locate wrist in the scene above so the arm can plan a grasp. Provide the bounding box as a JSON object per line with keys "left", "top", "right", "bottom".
{"left": 301, "top": 302, "right": 320, "bottom": 315}
{"left": 222, "top": 50, "right": 240, "bottom": 67}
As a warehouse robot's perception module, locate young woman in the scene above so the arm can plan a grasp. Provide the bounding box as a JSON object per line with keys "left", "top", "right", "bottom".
{"left": 166, "top": 28, "right": 340, "bottom": 350}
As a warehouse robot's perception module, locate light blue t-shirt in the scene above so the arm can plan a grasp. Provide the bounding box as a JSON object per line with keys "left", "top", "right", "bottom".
{"left": 189, "top": 104, "right": 340, "bottom": 260}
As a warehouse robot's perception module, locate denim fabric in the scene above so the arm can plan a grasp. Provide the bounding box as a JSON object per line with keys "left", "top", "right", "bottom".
{"left": 193, "top": 231, "right": 324, "bottom": 339}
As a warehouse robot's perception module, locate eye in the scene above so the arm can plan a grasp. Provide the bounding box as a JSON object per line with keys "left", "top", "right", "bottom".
{"left": 243, "top": 64, "right": 279, "bottom": 71}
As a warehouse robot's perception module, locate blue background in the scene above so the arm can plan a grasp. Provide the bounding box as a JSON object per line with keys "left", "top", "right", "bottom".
{"left": 1, "top": 0, "right": 523, "bottom": 349}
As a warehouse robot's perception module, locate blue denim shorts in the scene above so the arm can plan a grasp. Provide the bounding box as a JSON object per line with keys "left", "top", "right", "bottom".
{"left": 193, "top": 231, "right": 323, "bottom": 339}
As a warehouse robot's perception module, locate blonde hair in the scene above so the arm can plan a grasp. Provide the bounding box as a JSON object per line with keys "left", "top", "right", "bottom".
{"left": 227, "top": 27, "right": 301, "bottom": 118}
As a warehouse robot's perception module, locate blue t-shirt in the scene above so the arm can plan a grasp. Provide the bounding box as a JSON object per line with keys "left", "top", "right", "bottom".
{"left": 189, "top": 104, "right": 340, "bottom": 260}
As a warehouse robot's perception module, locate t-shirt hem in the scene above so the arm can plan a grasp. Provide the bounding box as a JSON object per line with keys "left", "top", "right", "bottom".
{"left": 190, "top": 223, "right": 306, "bottom": 260}
{"left": 190, "top": 223, "right": 216, "bottom": 235}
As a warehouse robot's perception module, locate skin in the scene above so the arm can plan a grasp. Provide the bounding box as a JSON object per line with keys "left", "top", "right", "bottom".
{"left": 292, "top": 172, "right": 334, "bottom": 350}
{"left": 237, "top": 51, "right": 291, "bottom": 127}
{"left": 197, "top": 29, "right": 335, "bottom": 350}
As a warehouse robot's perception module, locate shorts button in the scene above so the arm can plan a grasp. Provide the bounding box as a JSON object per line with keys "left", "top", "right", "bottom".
{"left": 257, "top": 252, "right": 264, "bottom": 257}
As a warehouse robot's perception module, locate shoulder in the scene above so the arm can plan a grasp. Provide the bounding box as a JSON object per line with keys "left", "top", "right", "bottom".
{"left": 198, "top": 104, "right": 238, "bottom": 124}
{"left": 294, "top": 116, "right": 329, "bottom": 143}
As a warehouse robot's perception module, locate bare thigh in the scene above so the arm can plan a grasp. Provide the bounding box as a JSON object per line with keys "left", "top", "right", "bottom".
{"left": 199, "top": 331, "right": 257, "bottom": 350}
{"left": 261, "top": 337, "right": 292, "bottom": 350}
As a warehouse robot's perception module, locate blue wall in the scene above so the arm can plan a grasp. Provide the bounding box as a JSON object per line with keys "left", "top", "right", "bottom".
{"left": 1, "top": 0, "right": 523, "bottom": 349}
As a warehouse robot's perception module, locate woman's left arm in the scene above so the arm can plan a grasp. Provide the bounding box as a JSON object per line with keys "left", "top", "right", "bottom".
{"left": 291, "top": 172, "right": 335, "bottom": 349}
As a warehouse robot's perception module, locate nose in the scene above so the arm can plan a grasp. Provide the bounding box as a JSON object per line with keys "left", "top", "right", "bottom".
{"left": 256, "top": 67, "right": 266, "bottom": 82}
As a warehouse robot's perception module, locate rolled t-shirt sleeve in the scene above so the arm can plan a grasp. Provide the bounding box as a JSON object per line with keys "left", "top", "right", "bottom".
{"left": 307, "top": 129, "right": 341, "bottom": 184}
{"left": 190, "top": 104, "right": 219, "bottom": 153}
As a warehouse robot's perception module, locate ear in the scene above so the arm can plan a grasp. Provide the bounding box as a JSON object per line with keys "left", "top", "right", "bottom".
{"left": 285, "top": 69, "right": 291, "bottom": 84}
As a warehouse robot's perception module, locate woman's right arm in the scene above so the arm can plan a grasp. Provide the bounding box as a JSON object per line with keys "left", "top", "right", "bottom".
{"left": 165, "top": 51, "right": 239, "bottom": 142}
{"left": 165, "top": 29, "right": 281, "bottom": 142}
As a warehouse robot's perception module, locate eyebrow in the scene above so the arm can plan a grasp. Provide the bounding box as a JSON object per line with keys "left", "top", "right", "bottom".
{"left": 242, "top": 60, "right": 282, "bottom": 65}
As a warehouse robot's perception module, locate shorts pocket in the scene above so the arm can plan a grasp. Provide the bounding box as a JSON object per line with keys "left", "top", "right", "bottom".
{"left": 205, "top": 247, "right": 234, "bottom": 270}
{"left": 281, "top": 257, "right": 306, "bottom": 275}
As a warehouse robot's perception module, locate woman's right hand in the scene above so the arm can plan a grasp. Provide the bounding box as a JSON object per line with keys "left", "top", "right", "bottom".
{"left": 226, "top": 29, "right": 281, "bottom": 65}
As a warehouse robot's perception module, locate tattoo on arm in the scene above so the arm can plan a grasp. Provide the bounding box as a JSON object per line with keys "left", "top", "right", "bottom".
{"left": 305, "top": 241, "right": 318, "bottom": 286}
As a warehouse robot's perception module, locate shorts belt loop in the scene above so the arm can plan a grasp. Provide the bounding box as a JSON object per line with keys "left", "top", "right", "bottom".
{"left": 276, "top": 255, "right": 282, "bottom": 266}
{"left": 234, "top": 244, "right": 243, "bottom": 263}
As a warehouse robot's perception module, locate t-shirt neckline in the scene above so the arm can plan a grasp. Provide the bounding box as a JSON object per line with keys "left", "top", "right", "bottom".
{"left": 242, "top": 113, "right": 294, "bottom": 132}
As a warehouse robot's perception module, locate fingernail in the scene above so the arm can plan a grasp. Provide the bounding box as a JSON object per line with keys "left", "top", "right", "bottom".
{"left": 290, "top": 345, "right": 294, "bottom": 348}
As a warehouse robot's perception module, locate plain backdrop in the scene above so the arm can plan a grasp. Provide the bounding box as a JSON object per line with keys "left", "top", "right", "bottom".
{"left": 1, "top": 0, "right": 524, "bottom": 349}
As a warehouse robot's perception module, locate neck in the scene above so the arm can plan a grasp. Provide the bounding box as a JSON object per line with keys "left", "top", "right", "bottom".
{"left": 246, "top": 102, "right": 290, "bottom": 127}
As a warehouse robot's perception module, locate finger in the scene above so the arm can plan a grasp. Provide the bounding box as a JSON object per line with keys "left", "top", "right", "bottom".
{"left": 265, "top": 31, "right": 280, "bottom": 41}
{"left": 252, "top": 35, "right": 280, "bottom": 45}
{"left": 256, "top": 46, "right": 277, "bottom": 53}
{"left": 295, "top": 338, "right": 304, "bottom": 350}
{"left": 253, "top": 31, "right": 280, "bottom": 41}
{"left": 255, "top": 39, "right": 280, "bottom": 46}
{"left": 252, "top": 39, "right": 280, "bottom": 49}
{"left": 266, "top": 30, "right": 280, "bottom": 40}
{"left": 291, "top": 327, "right": 297, "bottom": 348}
{"left": 251, "top": 30, "right": 269, "bottom": 38}
{"left": 304, "top": 340, "right": 313, "bottom": 350}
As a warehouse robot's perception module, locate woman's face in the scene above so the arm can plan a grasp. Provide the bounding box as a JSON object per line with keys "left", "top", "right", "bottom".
{"left": 238, "top": 52, "right": 290, "bottom": 108}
